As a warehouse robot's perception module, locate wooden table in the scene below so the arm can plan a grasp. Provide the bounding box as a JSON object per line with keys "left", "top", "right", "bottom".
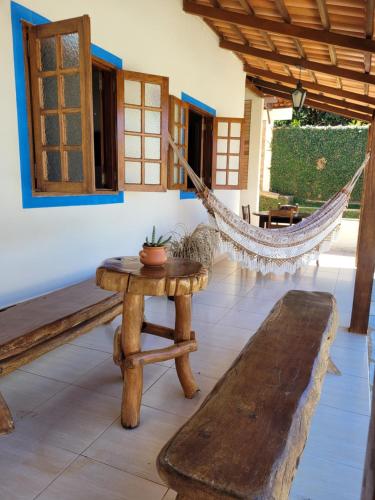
{"left": 253, "top": 210, "right": 308, "bottom": 228}
{"left": 96, "top": 257, "right": 208, "bottom": 429}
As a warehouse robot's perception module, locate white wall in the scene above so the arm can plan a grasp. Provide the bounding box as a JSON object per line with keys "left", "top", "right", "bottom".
{"left": 240, "top": 88, "right": 264, "bottom": 219}
{"left": 0, "top": 0, "right": 245, "bottom": 307}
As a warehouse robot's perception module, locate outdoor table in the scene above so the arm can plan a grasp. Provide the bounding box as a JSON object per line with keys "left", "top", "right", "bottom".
{"left": 253, "top": 210, "right": 309, "bottom": 228}
{"left": 96, "top": 257, "right": 208, "bottom": 429}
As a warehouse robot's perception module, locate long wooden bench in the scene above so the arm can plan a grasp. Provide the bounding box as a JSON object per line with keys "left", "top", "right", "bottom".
{"left": 158, "top": 290, "right": 338, "bottom": 500}
{"left": 0, "top": 279, "right": 122, "bottom": 435}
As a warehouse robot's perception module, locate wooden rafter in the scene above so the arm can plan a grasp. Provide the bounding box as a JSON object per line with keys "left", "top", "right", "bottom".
{"left": 253, "top": 79, "right": 372, "bottom": 115}
{"left": 244, "top": 65, "right": 375, "bottom": 107}
{"left": 365, "top": 0, "right": 375, "bottom": 73}
{"left": 258, "top": 86, "right": 372, "bottom": 122}
{"left": 183, "top": 0, "right": 375, "bottom": 53}
{"left": 221, "top": 40, "right": 375, "bottom": 85}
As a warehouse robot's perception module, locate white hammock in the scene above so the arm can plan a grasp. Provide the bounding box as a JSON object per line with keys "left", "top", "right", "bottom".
{"left": 169, "top": 134, "right": 368, "bottom": 274}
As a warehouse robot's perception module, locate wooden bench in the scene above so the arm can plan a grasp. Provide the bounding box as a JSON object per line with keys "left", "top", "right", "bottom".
{"left": 157, "top": 290, "right": 338, "bottom": 500}
{"left": 0, "top": 279, "right": 122, "bottom": 435}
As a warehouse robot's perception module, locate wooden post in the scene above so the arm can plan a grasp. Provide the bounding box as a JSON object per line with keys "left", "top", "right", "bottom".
{"left": 174, "top": 295, "right": 199, "bottom": 398}
{"left": 350, "top": 116, "right": 375, "bottom": 334}
{"left": 121, "top": 293, "right": 144, "bottom": 429}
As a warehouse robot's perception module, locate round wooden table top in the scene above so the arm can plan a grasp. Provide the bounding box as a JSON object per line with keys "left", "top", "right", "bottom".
{"left": 96, "top": 257, "right": 208, "bottom": 297}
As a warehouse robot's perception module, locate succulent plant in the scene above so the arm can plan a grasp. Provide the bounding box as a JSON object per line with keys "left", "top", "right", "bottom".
{"left": 144, "top": 226, "right": 172, "bottom": 247}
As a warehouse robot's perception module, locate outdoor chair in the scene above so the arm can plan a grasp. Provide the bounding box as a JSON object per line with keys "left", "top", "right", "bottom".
{"left": 267, "top": 208, "right": 294, "bottom": 228}
{"left": 242, "top": 204, "right": 251, "bottom": 224}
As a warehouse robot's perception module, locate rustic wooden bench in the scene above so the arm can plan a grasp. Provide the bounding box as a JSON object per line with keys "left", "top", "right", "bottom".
{"left": 0, "top": 279, "right": 122, "bottom": 435}
{"left": 158, "top": 290, "right": 338, "bottom": 500}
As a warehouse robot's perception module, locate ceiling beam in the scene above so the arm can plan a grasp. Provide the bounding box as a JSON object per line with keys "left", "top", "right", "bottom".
{"left": 246, "top": 80, "right": 265, "bottom": 97}
{"left": 220, "top": 40, "right": 375, "bottom": 85}
{"left": 365, "top": 0, "right": 375, "bottom": 72}
{"left": 253, "top": 79, "right": 372, "bottom": 114}
{"left": 257, "top": 87, "right": 372, "bottom": 121}
{"left": 183, "top": 0, "right": 375, "bottom": 53}
{"left": 244, "top": 65, "right": 375, "bottom": 106}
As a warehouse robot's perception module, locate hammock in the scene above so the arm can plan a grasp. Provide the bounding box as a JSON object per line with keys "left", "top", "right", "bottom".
{"left": 169, "top": 134, "right": 368, "bottom": 274}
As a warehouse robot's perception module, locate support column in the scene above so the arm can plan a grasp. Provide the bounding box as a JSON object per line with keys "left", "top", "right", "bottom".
{"left": 350, "top": 117, "right": 375, "bottom": 334}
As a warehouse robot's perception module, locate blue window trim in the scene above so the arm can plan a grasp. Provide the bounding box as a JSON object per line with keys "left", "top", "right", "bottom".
{"left": 11, "top": 1, "right": 124, "bottom": 208}
{"left": 179, "top": 92, "right": 216, "bottom": 200}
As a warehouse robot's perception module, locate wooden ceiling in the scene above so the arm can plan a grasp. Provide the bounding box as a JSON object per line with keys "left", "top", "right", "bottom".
{"left": 183, "top": 0, "right": 375, "bottom": 122}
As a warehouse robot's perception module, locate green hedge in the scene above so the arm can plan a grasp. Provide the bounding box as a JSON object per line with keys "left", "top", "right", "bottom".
{"left": 271, "top": 126, "right": 368, "bottom": 202}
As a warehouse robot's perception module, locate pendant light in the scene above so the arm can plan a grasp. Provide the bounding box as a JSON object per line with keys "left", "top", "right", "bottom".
{"left": 292, "top": 67, "right": 307, "bottom": 111}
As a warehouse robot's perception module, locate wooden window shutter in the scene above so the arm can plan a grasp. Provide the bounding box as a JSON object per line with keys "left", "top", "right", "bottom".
{"left": 116, "top": 70, "right": 169, "bottom": 191}
{"left": 28, "top": 16, "right": 94, "bottom": 193}
{"left": 168, "top": 95, "right": 189, "bottom": 190}
{"left": 212, "top": 117, "right": 245, "bottom": 190}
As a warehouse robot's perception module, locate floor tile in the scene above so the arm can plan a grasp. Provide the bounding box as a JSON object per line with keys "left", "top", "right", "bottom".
{"left": 84, "top": 406, "right": 183, "bottom": 485}
{"left": 69, "top": 322, "right": 118, "bottom": 353}
{"left": 304, "top": 403, "right": 369, "bottom": 470}
{"left": 320, "top": 371, "right": 370, "bottom": 416}
{"left": 0, "top": 432, "right": 77, "bottom": 500}
{"left": 74, "top": 357, "right": 169, "bottom": 399}
{"left": 192, "top": 290, "right": 242, "bottom": 308}
{"left": 193, "top": 320, "right": 254, "bottom": 351}
{"left": 20, "top": 344, "right": 110, "bottom": 384}
{"left": 37, "top": 456, "right": 167, "bottom": 500}
{"left": 0, "top": 370, "right": 67, "bottom": 421}
{"left": 143, "top": 368, "right": 217, "bottom": 418}
{"left": 291, "top": 452, "right": 363, "bottom": 500}
{"left": 188, "top": 342, "right": 239, "bottom": 379}
{"left": 330, "top": 344, "right": 369, "bottom": 379}
{"left": 15, "top": 385, "right": 120, "bottom": 454}
{"left": 220, "top": 308, "right": 265, "bottom": 331}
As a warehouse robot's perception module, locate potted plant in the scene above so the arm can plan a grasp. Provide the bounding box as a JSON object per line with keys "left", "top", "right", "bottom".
{"left": 139, "top": 226, "right": 171, "bottom": 267}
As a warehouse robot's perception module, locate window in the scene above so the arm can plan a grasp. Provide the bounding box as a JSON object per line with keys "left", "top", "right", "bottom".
{"left": 168, "top": 97, "right": 246, "bottom": 191}
{"left": 23, "top": 14, "right": 169, "bottom": 195}
{"left": 212, "top": 118, "right": 245, "bottom": 189}
{"left": 117, "top": 71, "right": 169, "bottom": 191}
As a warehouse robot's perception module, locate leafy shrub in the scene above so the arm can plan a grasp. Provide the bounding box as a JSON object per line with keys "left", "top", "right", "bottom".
{"left": 271, "top": 126, "right": 368, "bottom": 202}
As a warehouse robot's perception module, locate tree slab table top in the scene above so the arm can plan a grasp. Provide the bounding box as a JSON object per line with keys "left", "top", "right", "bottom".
{"left": 157, "top": 290, "right": 338, "bottom": 499}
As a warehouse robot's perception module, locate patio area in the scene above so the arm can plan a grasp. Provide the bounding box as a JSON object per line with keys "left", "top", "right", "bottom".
{"left": 0, "top": 219, "right": 370, "bottom": 500}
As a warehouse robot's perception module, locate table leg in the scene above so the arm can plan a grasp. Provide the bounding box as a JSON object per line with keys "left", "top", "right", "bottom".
{"left": 174, "top": 294, "right": 199, "bottom": 398}
{"left": 121, "top": 293, "right": 144, "bottom": 429}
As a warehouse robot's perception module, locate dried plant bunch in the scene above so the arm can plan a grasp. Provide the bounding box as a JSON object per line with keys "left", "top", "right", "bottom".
{"left": 169, "top": 223, "right": 220, "bottom": 271}
{"left": 144, "top": 225, "right": 172, "bottom": 247}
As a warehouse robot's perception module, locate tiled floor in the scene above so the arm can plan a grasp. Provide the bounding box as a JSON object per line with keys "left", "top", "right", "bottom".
{"left": 0, "top": 220, "right": 371, "bottom": 499}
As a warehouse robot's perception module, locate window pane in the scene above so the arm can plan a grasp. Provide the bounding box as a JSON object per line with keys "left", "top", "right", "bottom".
{"left": 217, "top": 139, "right": 227, "bottom": 153}
{"left": 45, "top": 151, "right": 61, "bottom": 181}
{"left": 61, "top": 33, "right": 79, "bottom": 68}
{"left": 174, "top": 103, "right": 179, "bottom": 123}
{"left": 125, "top": 161, "right": 141, "bottom": 183}
{"left": 144, "top": 83, "right": 161, "bottom": 107}
{"left": 230, "top": 122, "right": 241, "bottom": 137}
{"left": 144, "top": 110, "right": 161, "bottom": 134}
{"left": 124, "top": 80, "right": 141, "bottom": 105}
{"left": 180, "top": 127, "right": 185, "bottom": 145}
{"left": 125, "top": 135, "right": 141, "bottom": 158}
{"left": 144, "top": 137, "right": 160, "bottom": 159}
{"left": 229, "top": 139, "right": 240, "bottom": 154}
{"left": 41, "top": 76, "right": 58, "bottom": 109}
{"left": 217, "top": 155, "right": 227, "bottom": 170}
{"left": 179, "top": 167, "right": 185, "bottom": 184}
{"left": 228, "top": 155, "right": 239, "bottom": 169}
{"left": 181, "top": 107, "right": 186, "bottom": 125}
{"left": 216, "top": 171, "right": 226, "bottom": 185}
{"left": 218, "top": 121, "right": 229, "bottom": 137}
{"left": 228, "top": 171, "right": 239, "bottom": 185}
{"left": 173, "top": 166, "right": 179, "bottom": 184}
{"left": 65, "top": 113, "right": 82, "bottom": 145}
{"left": 67, "top": 151, "right": 83, "bottom": 181}
{"left": 40, "top": 37, "right": 56, "bottom": 71}
{"left": 125, "top": 108, "right": 141, "bottom": 132}
{"left": 43, "top": 114, "right": 60, "bottom": 146}
{"left": 63, "top": 73, "right": 80, "bottom": 108}
{"left": 144, "top": 162, "right": 160, "bottom": 184}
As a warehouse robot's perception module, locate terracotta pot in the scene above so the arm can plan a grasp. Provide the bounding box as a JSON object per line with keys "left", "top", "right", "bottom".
{"left": 139, "top": 245, "right": 167, "bottom": 267}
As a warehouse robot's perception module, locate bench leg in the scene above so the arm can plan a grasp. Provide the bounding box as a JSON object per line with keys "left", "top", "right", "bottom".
{"left": 174, "top": 295, "right": 199, "bottom": 399}
{"left": 121, "top": 293, "right": 144, "bottom": 429}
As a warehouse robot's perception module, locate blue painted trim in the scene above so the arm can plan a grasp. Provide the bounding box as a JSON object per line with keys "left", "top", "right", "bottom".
{"left": 11, "top": 1, "right": 124, "bottom": 208}
{"left": 181, "top": 92, "right": 216, "bottom": 117}
{"left": 179, "top": 92, "right": 216, "bottom": 200}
